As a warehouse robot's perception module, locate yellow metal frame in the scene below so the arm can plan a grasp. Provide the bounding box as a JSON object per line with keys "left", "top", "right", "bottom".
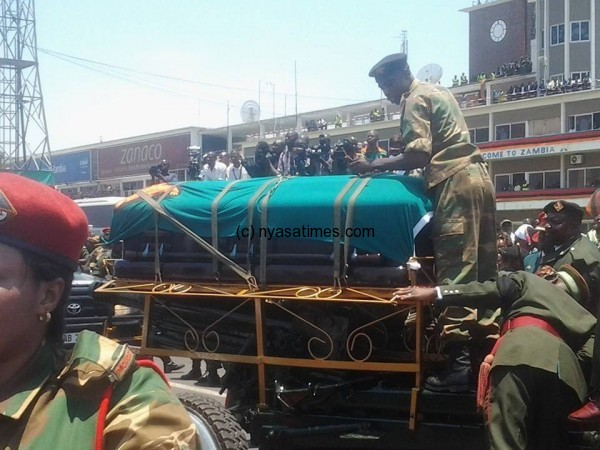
{"left": 97, "top": 270, "right": 431, "bottom": 430}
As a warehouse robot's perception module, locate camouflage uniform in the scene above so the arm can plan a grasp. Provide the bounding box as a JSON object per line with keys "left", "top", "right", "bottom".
{"left": 400, "top": 79, "right": 498, "bottom": 339}
{"left": 437, "top": 271, "right": 595, "bottom": 450}
{"left": 0, "top": 331, "right": 199, "bottom": 450}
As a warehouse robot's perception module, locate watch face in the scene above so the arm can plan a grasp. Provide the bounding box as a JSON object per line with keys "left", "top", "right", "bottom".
{"left": 490, "top": 19, "right": 507, "bottom": 42}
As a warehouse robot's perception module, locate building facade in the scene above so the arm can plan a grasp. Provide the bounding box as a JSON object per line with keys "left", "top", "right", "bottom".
{"left": 53, "top": 0, "right": 600, "bottom": 224}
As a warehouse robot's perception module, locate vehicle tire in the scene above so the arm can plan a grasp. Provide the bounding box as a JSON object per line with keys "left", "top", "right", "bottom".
{"left": 178, "top": 393, "right": 249, "bottom": 450}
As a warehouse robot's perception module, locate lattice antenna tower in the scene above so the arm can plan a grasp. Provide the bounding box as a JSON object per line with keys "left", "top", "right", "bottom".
{"left": 400, "top": 30, "right": 408, "bottom": 55}
{"left": 0, "top": 0, "right": 51, "bottom": 171}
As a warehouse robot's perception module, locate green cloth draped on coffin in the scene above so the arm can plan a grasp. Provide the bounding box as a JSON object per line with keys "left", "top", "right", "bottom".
{"left": 108, "top": 173, "right": 433, "bottom": 264}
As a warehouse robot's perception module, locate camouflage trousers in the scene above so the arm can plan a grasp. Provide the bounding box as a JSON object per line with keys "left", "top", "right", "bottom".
{"left": 431, "top": 161, "right": 499, "bottom": 340}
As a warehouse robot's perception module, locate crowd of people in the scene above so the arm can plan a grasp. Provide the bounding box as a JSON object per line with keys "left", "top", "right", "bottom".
{"left": 491, "top": 75, "right": 593, "bottom": 104}
{"left": 451, "top": 57, "right": 534, "bottom": 88}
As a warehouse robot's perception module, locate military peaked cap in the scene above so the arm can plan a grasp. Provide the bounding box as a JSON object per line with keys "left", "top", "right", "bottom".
{"left": 543, "top": 200, "right": 583, "bottom": 222}
{"left": 0, "top": 172, "right": 88, "bottom": 270}
{"left": 368, "top": 53, "right": 408, "bottom": 78}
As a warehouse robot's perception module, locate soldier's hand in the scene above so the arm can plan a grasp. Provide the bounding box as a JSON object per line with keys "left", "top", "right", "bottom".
{"left": 348, "top": 158, "right": 371, "bottom": 174}
{"left": 392, "top": 286, "right": 437, "bottom": 304}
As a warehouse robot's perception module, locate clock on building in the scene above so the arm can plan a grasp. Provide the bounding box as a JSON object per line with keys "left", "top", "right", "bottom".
{"left": 490, "top": 19, "right": 507, "bottom": 42}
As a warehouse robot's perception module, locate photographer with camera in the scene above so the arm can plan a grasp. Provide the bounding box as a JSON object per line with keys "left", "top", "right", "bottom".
{"left": 242, "top": 141, "right": 279, "bottom": 178}
{"left": 307, "top": 134, "right": 334, "bottom": 176}
{"left": 149, "top": 159, "right": 177, "bottom": 185}
{"left": 277, "top": 131, "right": 298, "bottom": 176}
{"left": 187, "top": 149, "right": 202, "bottom": 181}
{"left": 330, "top": 137, "right": 359, "bottom": 175}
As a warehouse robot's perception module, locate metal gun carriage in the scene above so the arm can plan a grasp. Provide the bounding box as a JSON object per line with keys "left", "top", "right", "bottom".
{"left": 95, "top": 174, "right": 598, "bottom": 449}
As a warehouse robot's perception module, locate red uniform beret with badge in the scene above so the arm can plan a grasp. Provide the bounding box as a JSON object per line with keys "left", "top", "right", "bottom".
{"left": 0, "top": 172, "right": 88, "bottom": 270}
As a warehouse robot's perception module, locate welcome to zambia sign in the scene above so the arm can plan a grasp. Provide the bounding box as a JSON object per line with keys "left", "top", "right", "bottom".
{"left": 480, "top": 132, "right": 600, "bottom": 161}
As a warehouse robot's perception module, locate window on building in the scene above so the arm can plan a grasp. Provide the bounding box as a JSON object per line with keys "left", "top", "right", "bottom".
{"left": 568, "top": 111, "right": 600, "bottom": 132}
{"left": 529, "top": 172, "right": 544, "bottom": 190}
{"left": 588, "top": 168, "right": 600, "bottom": 187}
{"left": 495, "top": 174, "right": 511, "bottom": 192}
{"left": 528, "top": 171, "right": 560, "bottom": 189}
{"left": 571, "top": 21, "right": 590, "bottom": 42}
{"left": 495, "top": 122, "right": 526, "bottom": 141}
{"left": 495, "top": 170, "right": 562, "bottom": 192}
{"left": 545, "top": 171, "right": 561, "bottom": 189}
{"left": 551, "top": 24, "right": 565, "bottom": 45}
{"left": 568, "top": 168, "right": 585, "bottom": 187}
{"left": 469, "top": 127, "right": 489, "bottom": 144}
{"left": 568, "top": 167, "right": 600, "bottom": 188}
{"left": 513, "top": 172, "right": 526, "bottom": 189}
{"left": 571, "top": 71, "right": 590, "bottom": 80}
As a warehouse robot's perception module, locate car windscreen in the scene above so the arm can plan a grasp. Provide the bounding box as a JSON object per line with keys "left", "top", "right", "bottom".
{"left": 80, "top": 204, "right": 115, "bottom": 230}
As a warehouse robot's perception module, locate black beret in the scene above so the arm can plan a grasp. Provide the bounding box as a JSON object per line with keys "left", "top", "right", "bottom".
{"left": 543, "top": 200, "right": 583, "bottom": 222}
{"left": 368, "top": 53, "right": 408, "bottom": 78}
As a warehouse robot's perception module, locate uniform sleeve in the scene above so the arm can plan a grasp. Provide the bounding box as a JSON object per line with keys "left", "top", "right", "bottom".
{"left": 401, "top": 92, "right": 433, "bottom": 157}
{"left": 436, "top": 279, "right": 502, "bottom": 308}
{"left": 103, "top": 366, "right": 200, "bottom": 450}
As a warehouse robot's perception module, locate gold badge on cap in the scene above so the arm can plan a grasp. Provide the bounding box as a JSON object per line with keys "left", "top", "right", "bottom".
{"left": 553, "top": 201, "right": 564, "bottom": 212}
{"left": 0, "top": 189, "right": 17, "bottom": 224}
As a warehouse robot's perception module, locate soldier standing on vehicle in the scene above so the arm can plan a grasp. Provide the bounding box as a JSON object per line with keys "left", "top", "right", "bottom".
{"left": 0, "top": 173, "right": 199, "bottom": 450}
{"left": 351, "top": 52, "right": 497, "bottom": 392}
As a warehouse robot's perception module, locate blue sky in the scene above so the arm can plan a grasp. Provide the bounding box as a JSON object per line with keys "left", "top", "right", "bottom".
{"left": 35, "top": 1, "right": 471, "bottom": 149}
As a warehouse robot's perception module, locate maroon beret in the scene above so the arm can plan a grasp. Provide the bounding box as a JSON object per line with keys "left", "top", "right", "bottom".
{"left": 0, "top": 172, "right": 88, "bottom": 270}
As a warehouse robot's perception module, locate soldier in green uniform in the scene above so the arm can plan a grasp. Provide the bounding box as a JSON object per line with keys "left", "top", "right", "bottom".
{"left": 351, "top": 52, "right": 498, "bottom": 392}
{"left": 0, "top": 173, "right": 199, "bottom": 450}
{"left": 393, "top": 269, "right": 595, "bottom": 450}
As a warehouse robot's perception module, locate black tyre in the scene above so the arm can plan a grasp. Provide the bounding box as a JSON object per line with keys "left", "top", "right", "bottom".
{"left": 178, "top": 393, "right": 249, "bottom": 450}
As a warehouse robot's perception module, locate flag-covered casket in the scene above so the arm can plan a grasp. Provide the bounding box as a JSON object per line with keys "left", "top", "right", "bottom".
{"left": 108, "top": 173, "right": 433, "bottom": 287}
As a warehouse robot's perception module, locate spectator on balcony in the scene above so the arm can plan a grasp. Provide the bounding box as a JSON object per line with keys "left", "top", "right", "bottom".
{"left": 452, "top": 75, "right": 459, "bottom": 87}
{"left": 460, "top": 72, "right": 468, "bottom": 85}
{"left": 334, "top": 114, "right": 343, "bottom": 128}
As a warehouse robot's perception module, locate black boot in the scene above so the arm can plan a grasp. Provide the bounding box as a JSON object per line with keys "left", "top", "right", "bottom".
{"left": 163, "top": 361, "right": 184, "bottom": 373}
{"left": 180, "top": 359, "right": 203, "bottom": 380}
{"left": 425, "top": 343, "right": 472, "bottom": 393}
{"left": 195, "top": 361, "right": 221, "bottom": 387}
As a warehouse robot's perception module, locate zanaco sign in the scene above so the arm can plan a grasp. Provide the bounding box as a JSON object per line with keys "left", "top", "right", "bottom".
{"left": 97, "top": 134, "right": 191, "bottom": 179}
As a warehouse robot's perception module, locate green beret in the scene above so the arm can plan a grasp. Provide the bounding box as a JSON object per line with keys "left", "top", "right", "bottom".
{"left": 369, "top": 53, "right": 408, "bottom": 78}
{"left": 543, "top": 200, "right": 583, "bottom": 222}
